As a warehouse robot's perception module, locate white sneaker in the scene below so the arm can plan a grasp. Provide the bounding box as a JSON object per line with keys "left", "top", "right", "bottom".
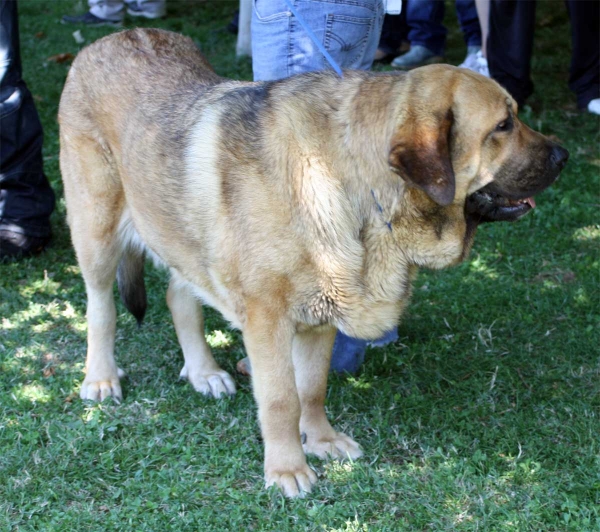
{"left": 587, "top": 98, "right": 600, "bottom": 115}
{"left": 460, "top": 50, "right": 489, "bottom": 78}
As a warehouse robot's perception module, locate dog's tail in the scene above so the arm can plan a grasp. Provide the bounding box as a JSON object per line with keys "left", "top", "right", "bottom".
{"left": 117, "top": 248, "right": 147, "bottom": 326}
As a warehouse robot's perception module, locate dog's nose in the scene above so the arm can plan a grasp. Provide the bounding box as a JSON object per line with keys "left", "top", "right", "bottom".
{"left": 550, "top": 145, "right": 569, "bottom": 170}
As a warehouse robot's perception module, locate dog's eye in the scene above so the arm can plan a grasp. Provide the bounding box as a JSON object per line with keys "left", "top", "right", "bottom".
{"left": 495, "top": 117, "right": 513, "bottom": 132}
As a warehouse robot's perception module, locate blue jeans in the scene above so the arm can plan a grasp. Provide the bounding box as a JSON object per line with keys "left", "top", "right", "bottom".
{"left": 407, "top": 0, "right": 481, "bottom": 56}
{"left": 330, "top": 328, "right": 398, "bottom": 374}
{"left": 251, "top": 0, "right": 396, "bottom": 373}
{"left": 252, "top": 0, "right": 385, "bottom": 81}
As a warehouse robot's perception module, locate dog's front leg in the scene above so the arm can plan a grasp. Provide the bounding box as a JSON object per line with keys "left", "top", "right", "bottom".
{"left": 243, "top": 303, "right": 316, "bottom": 498}
{"left": 293, "top": 327, "right": 363, "bottom": 461}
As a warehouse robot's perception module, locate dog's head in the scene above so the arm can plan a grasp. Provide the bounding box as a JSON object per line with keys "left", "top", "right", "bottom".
{"left": 388, "top": 65, "right": 568, "bottom": 222}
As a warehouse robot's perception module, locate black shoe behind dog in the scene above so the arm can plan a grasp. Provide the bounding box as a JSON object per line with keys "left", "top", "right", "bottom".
{"left": 0, "top": 230, "right": 50, "bottom": 260}
{"left": 61, "top": 11, "right": 122, "bottom": 27}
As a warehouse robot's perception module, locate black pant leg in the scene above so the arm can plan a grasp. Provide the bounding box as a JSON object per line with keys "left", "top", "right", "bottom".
{"left": 0, "top": 0, "right": 54, "bottom": 238}
{"left": 378, "top": 11, "right": 408, "bottom": 54}
{"left": 487, "top": 0, "right": 537, "bottom": 107}
{"left": 566, "top": 0, "right": 599, "bottom": 108}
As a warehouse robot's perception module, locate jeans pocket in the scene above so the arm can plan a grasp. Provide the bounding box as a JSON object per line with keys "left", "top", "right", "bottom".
{"left": 252, "top": 0, "right": 290, "bottom": 22}
{"left": 323, "top": 14, "right": 373, "bottom": 69}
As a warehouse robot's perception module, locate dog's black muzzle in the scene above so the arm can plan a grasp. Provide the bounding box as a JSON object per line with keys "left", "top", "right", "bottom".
{"left": 466, "top": 145, "right": 569, "bottom": 223}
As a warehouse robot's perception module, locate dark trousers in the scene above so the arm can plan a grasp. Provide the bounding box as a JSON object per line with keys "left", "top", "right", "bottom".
{"left": 487, "top": 0, "right": 600, "bottom": 108}
{"left": 378, "top": 11, "right": 408, "bottom": 55}
{"left": 406, "top": 0, "right": 482, "bottom": 56}
{"left": 0, "top": 0, "right": 54, "bottom": 238}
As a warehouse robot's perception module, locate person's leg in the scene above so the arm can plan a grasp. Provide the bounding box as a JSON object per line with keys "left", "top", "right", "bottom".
{"left": 252, "top": 0, "right": 393, "bottom": 373}
{"left": 125, "top": 0, "right": 166, "bottom": 19}
{"left": 405, "top": 0, "right": 446, "bottom": 55}
{"left": 565, "top": 0, "right": 599, "bottom": 111}
{"left": 357, "top": 0, "right": 386, "bottom": 70}
{"left": 474, "top": 0, "right": 489, "bottom": 57}
{"left": 0, "top": 0, "right": 54, "bottom": 258}
{"left": 251, "top": 0, "right": 393, "bottom": 374}
{"left": 252, "top": 0, "right": 384, "bottom": 81}
{"left": 376, "top": 11, "right": 408, "bottom": 61}
{"left": 455, "top": 0, "right": 481, "bottom": 48}
{"left": 456, "top": 0, "right": 488, "bottom": 76}
{"left": 487, "top": 0, "right": 536, "bottom": 107}
{"left": 62, "top": 0, "right": 124, "bottom": 25}
{"left": 89, "top": 0, "right": 125, "bottom": 21}
{"left": 391, "top": 0, "right": 446, "bottom": 69}
{"left": 251, "top": 0, "right": 292, "bottom": 81}
{"left": 236, "top": 0, "right": 252, "bottom": 57}
{"left": 330, "top": 333, "right": 368, "bottom": 374}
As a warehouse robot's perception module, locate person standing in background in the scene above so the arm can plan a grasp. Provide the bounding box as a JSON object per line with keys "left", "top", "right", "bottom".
{"left": 62, "top": 0, "right": 166, "bottom": 27}
{"left": 0, "top": 0, "right": 54, "bottom": 259}
{"left": 246, "top": 0, "right": 398, "bottom": 375}
{"left": 484, "top": 0, "right": 599, "bottom": 113}
{"left": 251, "top": 0, "right": 386, "bottom": 81}
{"left": 390, "top": 0, "right": 488, "bottom": 77}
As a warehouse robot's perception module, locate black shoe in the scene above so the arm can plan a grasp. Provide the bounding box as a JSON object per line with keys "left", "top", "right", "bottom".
{"left": 61, "top": 11, "right": 122, "bottom": 27}
{"left": 0, "top": 230, "right": 51, "bottom": 260}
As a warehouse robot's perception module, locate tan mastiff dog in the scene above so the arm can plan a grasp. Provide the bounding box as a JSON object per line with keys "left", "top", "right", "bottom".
{"left": 58, "top": 29, "right": 568, "bottom": 497}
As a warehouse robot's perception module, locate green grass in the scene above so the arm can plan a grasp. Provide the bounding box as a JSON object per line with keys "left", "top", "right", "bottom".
{"left": 1, "top": 1, "right": 599, "bottom": 530}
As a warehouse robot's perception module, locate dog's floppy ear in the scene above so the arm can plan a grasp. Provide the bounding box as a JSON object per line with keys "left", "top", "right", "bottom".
{"left": 388, "top": 108, "right": 455, "bottom": 206}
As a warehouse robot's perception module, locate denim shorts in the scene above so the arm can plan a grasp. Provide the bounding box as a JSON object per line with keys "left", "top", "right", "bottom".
{"left": 252, "top": 0, "right": 385, "bottom": 81}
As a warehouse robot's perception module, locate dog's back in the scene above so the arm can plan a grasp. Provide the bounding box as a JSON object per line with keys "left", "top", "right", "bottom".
{"left": 59, "top": 28, "right": 220, "bottom": 148}
{"left": 58, "top": 29, "right": 225, "bottom": 266}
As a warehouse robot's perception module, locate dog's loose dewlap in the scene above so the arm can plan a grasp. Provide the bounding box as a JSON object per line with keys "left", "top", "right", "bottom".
{"left": 58, "top": 29, "right": 568, "bottom": 498}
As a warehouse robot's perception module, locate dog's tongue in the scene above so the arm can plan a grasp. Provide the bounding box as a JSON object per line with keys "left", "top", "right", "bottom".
{"left": 524, "top": 197, "right": 536, "bottom": 208}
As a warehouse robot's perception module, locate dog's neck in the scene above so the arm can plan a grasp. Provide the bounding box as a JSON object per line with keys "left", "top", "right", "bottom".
{"left": 265, "top": 74, "right": 472, "bottom": 336}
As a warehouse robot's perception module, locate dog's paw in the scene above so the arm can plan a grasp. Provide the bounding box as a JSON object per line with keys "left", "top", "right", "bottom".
{"left": 80, "top": 369, "right": 124, "bottom": 402}
{"left": 302, "top": 431, "right": 363, "bottom": 461}
{"left": 179, "top": 365, "right": 236, "bottom": 398}
{"left": 265, "top": 464, "right": 318, "bottom": 498}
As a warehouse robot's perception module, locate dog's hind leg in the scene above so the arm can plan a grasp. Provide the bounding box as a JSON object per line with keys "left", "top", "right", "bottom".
{"left": 60, "top": 133, "right": 125, "bottom": 402}
{"left": 294, "top": 327, "right": 363, "bottom": 461}
{"left": 166, "top": 274, "right": 236, "bottom": 398}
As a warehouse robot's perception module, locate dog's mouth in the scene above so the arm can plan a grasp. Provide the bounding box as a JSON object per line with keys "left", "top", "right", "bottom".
{"left": 465, "top": 186, "right": 536, "bottom": 223}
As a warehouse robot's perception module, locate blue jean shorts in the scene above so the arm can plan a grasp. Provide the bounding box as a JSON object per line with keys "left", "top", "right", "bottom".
{"left": 252, "top": 0, "right": 385, "bottom": 81}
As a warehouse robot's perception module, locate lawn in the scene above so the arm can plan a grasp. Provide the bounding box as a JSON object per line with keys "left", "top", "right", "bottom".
{"left": 1, "top": 1, "right": 598, "bottom": 530}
